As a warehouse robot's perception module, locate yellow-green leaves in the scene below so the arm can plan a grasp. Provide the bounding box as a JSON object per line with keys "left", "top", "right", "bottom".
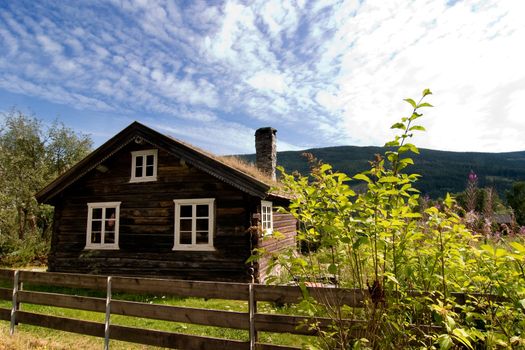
{"left": 409, "top": 125, "right": 426, "bottom": 132}
{"left": 404, "top": 98, "right": 417, "bottom": 108}
{"left": 404, "top": 89, "right": 433, "bottom": 110}
{"left": 378, "top": 175, "right": 400, "bottom": 183}
{"left": 510, "top": 241, "right": 525, "bottom": 254}
{"left": 452, "top": 328, "right": 473, "bottom": 349}
{"left": 444, "top": 193, "right": 454, "bottom": 209}
{"left": 319, "top": 163, "right": 332, "bottom": 173}
{"left": 384, "top": 140, "right": 400, "bottom": 147}
{"left": 398, "top": 157, "right": 414, "bottom": 166}
{"left": 480, "top": 244, "right": 508, "bottom": 258}
{"left": 390, "top": 122, "right": 405, "bottom": 130}
{"left": 353, "top": 173, "right": 372, "bottom": 183}
{"left": 398, "top": 143, "right": 419, "bottom": 154}
{"left": 437, "top": 334, "right": 453, "bottom": 350}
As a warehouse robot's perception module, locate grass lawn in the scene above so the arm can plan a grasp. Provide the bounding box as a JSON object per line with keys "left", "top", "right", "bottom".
{"left": 0, "top": 322, "right": 160, "bottom": 350}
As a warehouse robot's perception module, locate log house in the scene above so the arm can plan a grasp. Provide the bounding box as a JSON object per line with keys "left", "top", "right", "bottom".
{"left": 36, "top": 122, "right": 296, "bottom": 282}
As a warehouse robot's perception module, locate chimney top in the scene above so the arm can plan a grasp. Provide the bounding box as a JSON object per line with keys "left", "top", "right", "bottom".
{"left": 255, "top": 127, "right": 277, "bottom": 135}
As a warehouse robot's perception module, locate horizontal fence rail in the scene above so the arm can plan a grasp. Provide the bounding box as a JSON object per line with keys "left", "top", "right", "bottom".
{"left": 0, "top": 269, "right": 509, "bottom": 349}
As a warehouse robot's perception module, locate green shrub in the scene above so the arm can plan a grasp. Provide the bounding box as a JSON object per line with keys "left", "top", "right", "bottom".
{"left": 0, "top": 232, "right": 49, "bottom": 267}
{"left": 253, "top": 90, "right": 525, "bottom": 349}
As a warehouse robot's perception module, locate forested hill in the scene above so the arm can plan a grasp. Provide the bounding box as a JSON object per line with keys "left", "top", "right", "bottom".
{"left": 239, "top": 146, "right": 525, "bottom": 199}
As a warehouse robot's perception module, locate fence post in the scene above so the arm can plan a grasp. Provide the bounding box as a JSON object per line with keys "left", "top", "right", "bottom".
{"left": 104, "top": 276, "right": 112, "bottom": 350}
{"left": 248, "top": 268, "right": 257, "bottom": 350}
{"left": 10, "top": 270, "right": 20, "bottom": 335}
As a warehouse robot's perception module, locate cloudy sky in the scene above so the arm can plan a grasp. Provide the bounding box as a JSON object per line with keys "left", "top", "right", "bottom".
{"left": 1, "top": 0, "right": 524, "bottom": 155}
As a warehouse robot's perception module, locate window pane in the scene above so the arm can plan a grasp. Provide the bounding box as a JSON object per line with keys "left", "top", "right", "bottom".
{"left": 135, "top": 156, "right": 143, "bottom": 166}
{"left": 105, "top": 230, "right": 115, "bottom": 244}
{"left": 180, "top": 219, "right": 192, "bottom": 231}
{"left": 91, "top": 220, "right": 101, "bottom": 243}
{"left": 105, "top": 217, "right": 116, "bottom": 231}
{"left": 180, "top": 205, "right": 192, "bottom": 217}
{"left": 146, "top": 155, "right": 154, "bottom": 166}
{"left": 196, "top": 205, "right": 208, "bottom": 217}
{"left": 105, "top": 208, "right": 115, "bottom": 219}
{"left": 91, "top": 231, "right": 101, "bottom": 243}
{"left": 145, "top": 165, "right": 154, "bottom": 176}
{"left": 196, "top": 218, "right": 208, "bottom": 231}
{"left": 180, "top": 231, "right": 192, "bottom": 244}
{"left": 135, "top": 166, "right": 142, "bottom": 178}
{"left": 262, "top": 205, "right": 272, "bottom": 229}
{"left": 92, "top": 208, "right": 102, "bottom": 220}
{"left": 91, "top": 220, "right": 101, "bottom": 233}
{"left": 196, "top": 231, "right": 209, "bottom": 244}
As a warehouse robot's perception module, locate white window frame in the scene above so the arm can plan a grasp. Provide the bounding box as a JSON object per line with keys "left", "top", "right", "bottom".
{"left": 130, "top": 149, "right": 158, "bottom": 183}
{"left": 173, "top": 198, "right": 215, "bottom": 251}
{"left": 85, "top": 202, "right": 121, "bottom": 250}
{"left": 261, "top": 200, "right": 273, "bottom": 235}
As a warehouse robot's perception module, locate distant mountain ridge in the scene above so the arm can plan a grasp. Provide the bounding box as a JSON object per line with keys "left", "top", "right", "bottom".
{"left": 239, "top": 146, "right": 525, "bottom": 199}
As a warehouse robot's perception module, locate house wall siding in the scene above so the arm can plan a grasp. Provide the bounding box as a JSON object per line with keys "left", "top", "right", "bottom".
{"left": 48, "top": 143, "right": 256, "bottom": 282}
{"left": 254, "top": 211, "right": 297, "bottom": 283}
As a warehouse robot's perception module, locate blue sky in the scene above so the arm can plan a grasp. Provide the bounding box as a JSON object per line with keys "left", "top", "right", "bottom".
{"left": 1, "top": 0, "right": 524, "bottom": 155}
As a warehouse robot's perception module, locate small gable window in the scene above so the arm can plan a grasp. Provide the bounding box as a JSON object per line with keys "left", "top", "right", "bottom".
{"left": 130, "top": 149, "right": 157, "bottom": 182}
{"left": 85, "top": 202, "right": 121, "bottom": 250}
{"left": 261, "top": 200, "right": 273, "bottom": 235}
{"left": 173, "top": 198, "right": 215, "bottom": 251}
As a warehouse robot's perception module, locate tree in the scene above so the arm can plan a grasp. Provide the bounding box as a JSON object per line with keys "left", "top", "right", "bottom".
{"left": 506, "top": 181, "right": 525, "bottom": 226}
{"left": 0, "top": 110, "right": 92, "bottom": 241}
{"left": 0, "top": 113, "right": 46, "bottom": 239}
{"left": 45, "top": 120, "right": 93, "bottom": 176}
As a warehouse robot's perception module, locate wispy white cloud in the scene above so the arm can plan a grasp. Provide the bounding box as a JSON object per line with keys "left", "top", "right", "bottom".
{"left": 36, "top": 34, "right": 63, "bottom": 55}
{"left": 246, "top": 71, "right": 288, "bottom": 94}
{"left": 309, "top": 0, "right": 525, "bottom": 151}
{"left": 0, "top": 0, "right": 524, "bottom": 154}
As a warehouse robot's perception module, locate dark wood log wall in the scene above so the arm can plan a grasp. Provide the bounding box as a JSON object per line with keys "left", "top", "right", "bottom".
{"left": 48, "top": 142, "right": 262, "bottom": 282}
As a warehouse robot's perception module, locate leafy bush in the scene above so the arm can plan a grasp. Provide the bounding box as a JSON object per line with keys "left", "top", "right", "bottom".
{"left": 253, "top": 90, "right": 525, "bottom": 349}
{"left": 0, "top": 232, "right": 48, "bottom": 267}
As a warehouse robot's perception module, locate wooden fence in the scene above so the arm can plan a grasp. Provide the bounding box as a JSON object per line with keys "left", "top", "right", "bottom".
{"left": 0, "top": 269, "right": 372, "bottom": 350}
{"left": 0, "top": 269, "right": 508, "bottom": 349}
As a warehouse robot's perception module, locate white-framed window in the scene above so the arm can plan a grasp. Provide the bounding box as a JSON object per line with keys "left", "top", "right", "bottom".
{"left": 173, "top": 198, "right": 215, "bottom": 251}
{"left": 261, "top": 200, "right": 273, "bottom": 235}
{"left": 130, "top": 149, "right": 158, "bottom": 182}
{"left": 85, "top": 202, "right": 121, "bottom": 250}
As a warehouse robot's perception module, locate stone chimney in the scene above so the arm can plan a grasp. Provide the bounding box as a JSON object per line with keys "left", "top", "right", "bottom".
{"left": 255, "top": 127, "right": 277, "bottom": 180}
